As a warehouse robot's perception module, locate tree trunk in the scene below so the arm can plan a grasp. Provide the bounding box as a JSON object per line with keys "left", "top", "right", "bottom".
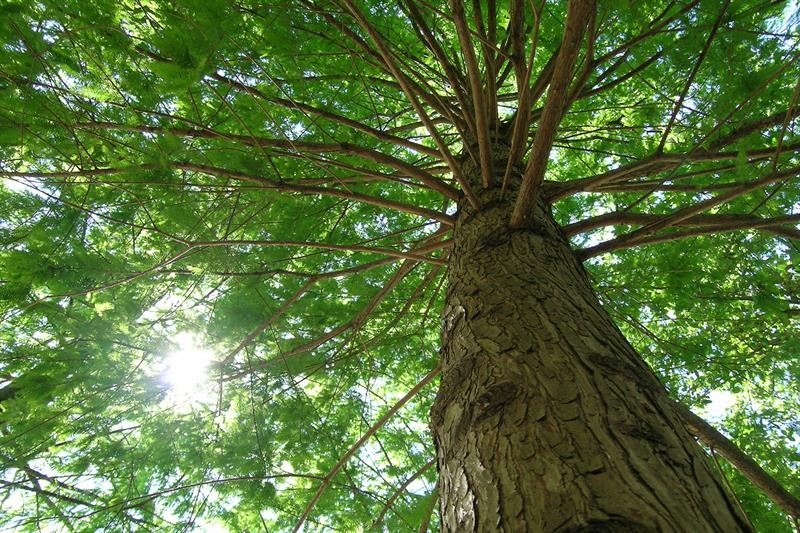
{"left": 430, "top": 167, "right": 753, "bottom": 532}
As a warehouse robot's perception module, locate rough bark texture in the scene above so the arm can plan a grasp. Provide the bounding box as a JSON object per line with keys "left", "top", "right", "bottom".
{"left": 430, "top": 154, "right": 753, "bottom": 532}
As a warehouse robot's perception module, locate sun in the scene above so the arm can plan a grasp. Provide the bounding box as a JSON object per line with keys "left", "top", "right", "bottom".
{"left": 161, "top": 332, "right": 215, "bottom": 409}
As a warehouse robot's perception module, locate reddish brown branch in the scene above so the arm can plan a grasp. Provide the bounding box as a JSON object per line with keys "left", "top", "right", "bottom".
{"left": 502, "top": 0, "right": 541, "bottom": 193}
{"left": 402, "top": 1, "right": 476, "bottom": 135}
{"left": 548, "top": 135, "right": 800, "bottom": 201}
{"left": 216, "top": 279, "right": 317, "bottom": 367}
{"left": 474, "top": 0, "right": 498, "bottom": 130}
{"left": 577, "top": 209, "right": 800, "bottom": 260}
{"left": 74, "top": 121, "right": 457, "bottom": 199}
{"left": 173, "top": 162, "right": 455, "bottom": 225}
{"left": 614, "top": 166, "right": 800, "bottom": 242}
{"left": 297, "top": 2, "right": 456, "bottom": 122}
{"left": 511, "top": 0, "right": 596, "bottom": 227}
{"left": 340, "top": 0, "right": 482, "bottom": 210}
{"left": 227, "top": 260, "right": 419, "bottom": 379}
{"left": 566, "top": 212, "right": 800, "bottom": 237}
{"left": 189, "top": 238, "right": 450, "bottom": 265}
{"left": 451, "top": 0, "right": 494, "bottom": 188}
{"left": 226, "top": 229, "right": 449, "bottom": 379}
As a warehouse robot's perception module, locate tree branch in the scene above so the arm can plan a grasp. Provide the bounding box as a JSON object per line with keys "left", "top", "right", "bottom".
{"left": 673, "top": 401, "right": 800, "bottom": 520}
{"left": 548, "top": 131, "right": 800, "bottom": 201}
{"left": 511, "top": 0, "right": 596, "bottom": 227}
{"left": 339, "top": 0, "right": 482, "bottom": 210}
{"left": 370, "top": 458, "right": 436, "bottom": 529}
{"left": 291, "top": 365, "right": 441, "bottom": 533}
{"left": 173, "top": 162, "right": 455, "bottom": 225}
{"left": 401, "top": 1, "right": 476, "bottom": 136}
{"left": 502, "top": 0, "right": 542, "bottom": 193}
{"left": 451, "top": 0, "right": 493, "bottom": 188}
{"left": 657, "top": 0, "right": 730, "bottom": 153}
{"left": 74, "top": 121, "right": 457, "bottom": 199}
{"left": 210, "top": 72, "right": 440, "bottom": 157}
{"left": 226, "top": 229, "right": 449, "bottom": 380}
{"left": 216, "top": 279, "right": 318, "bottom": 368}
{"left": 577, "top": 213, "right": 800, "bottom": 260}
{"left": 604, "top": 166, "right": 800, "bottom": 246}
{"left": 188, "top": 238, "right": 449, "bottom": 265}
{"left": 566, "top": 212, "right": 800, "bottom": 237}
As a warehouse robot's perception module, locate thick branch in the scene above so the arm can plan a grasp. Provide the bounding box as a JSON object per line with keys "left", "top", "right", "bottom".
{"left": 451, "top": 0, "right": 493, "bottom": 188}
{"left": 608, "top": 166, "right": 800, "bottom": 244}
{"left": 566, "top": 212, "right": 800, "bottom": 237}
{"left": 502, "top": 0, "right": 541, "bottom": 191}
{"left": 510, "top": 0, "right": 595, "bottom": 227}
{"left": 402, "top": 1, "right": 476, "bottom": 135}
{"left": 578, "top": 218, "right": 800, "bottom": 259}
{"left": 226, "top": 230, "right": 449, "bottom": 380}
{"left": 297, "top": 3, "right": 456, "bottom": 122}
{"left": 474, "top": 0, "right": 498, "bottom": 130}
{"left": 548, "top": 135, "right": 800, "bottom": 201}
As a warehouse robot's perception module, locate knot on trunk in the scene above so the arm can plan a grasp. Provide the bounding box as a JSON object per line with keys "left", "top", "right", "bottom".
{"left": 473, "top": 382, "right": 519, "bottom": 423}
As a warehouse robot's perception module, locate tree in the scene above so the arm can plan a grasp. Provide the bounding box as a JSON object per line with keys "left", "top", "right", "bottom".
{"left": 0, "top": 0, "right": 799, "bottom": 530}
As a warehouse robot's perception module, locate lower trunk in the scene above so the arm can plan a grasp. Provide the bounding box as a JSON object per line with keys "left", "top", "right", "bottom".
{"left": 431, "top": 184, "right": 752, "bottom": 532}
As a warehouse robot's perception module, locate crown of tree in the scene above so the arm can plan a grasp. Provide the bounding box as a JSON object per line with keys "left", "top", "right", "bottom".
{"left": 0, "top": 0, "right": 799, "bottom": 531}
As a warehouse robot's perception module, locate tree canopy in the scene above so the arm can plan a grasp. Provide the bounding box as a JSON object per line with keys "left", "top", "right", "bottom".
{"left": 0, "top": 0, "right": 799, "bottom": 531}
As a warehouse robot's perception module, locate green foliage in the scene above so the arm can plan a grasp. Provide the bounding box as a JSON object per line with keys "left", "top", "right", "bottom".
{"left": 0, "top": 0, "right": 798, "bottom": 531}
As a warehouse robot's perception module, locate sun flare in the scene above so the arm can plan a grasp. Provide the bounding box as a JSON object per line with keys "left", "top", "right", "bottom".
{"left": 161, "top": 332, "right": 214, "bottom": 409}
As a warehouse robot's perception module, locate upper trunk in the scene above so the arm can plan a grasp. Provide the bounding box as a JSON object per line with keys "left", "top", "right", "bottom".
{"left": 430, "top": 160, "right": 752, "bottom": 532}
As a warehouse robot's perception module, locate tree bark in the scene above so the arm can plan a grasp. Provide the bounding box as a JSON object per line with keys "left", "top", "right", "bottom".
{"left": 430, "top": 166, "right": 753, "bottom": 531}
